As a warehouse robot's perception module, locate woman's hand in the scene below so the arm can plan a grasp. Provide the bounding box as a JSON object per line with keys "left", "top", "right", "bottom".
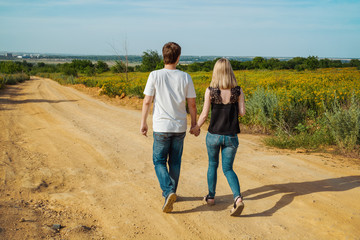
{"left": 190, "top": 125, "right": 201, "bottom": 137}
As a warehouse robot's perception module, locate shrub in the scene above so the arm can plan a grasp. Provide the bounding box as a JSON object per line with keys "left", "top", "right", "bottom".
{"left": 101, "top": 80, "right": 126, "bottom": 97}
{"left": 265, "top": 115, "right": 333, "bottom": 149}
{"left": 325, "top": 96, "right": 360, "bottom": 151}
{"left": 96, "top": 61, "right": 109, "bottom": 74}
{"left": 84, "top": 66, "right": 96, "bottom": 76}
{"left": 242, "top": 87, "right": 281, "bottom": 131}
{"left": 111, "top": 61, "right": 126, "bottom": 73}
{"left": 0, "top": 75, "right": 5, "bottom": 89}
{"left": 79, "top": 78, "right": 99, "bottom": 88}
{"left": 126, "top": 84, "right": 145, "bottom": 98}
{"left": 0, "top": 61, "right": 23, "bottom": 74}
{"left": 63, "top": 67, "right": 78, "bottom": 77}
{"left": 49, "top": 74, "right": 80, "bottom": 85}
{"left": 0, "top": 73, "right": 30, "bottom": 86}
{"left": 281, "top": 103, "right": 308, "bottom": 133}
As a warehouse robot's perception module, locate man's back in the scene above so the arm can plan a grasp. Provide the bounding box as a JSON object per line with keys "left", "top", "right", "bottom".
{"left": 144, "top": 68, "right": 196, "bottom": 133}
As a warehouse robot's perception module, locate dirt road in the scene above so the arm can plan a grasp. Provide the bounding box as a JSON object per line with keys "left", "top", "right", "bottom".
{"left": 1, "top": 77, "right": 360, "bottom": 239}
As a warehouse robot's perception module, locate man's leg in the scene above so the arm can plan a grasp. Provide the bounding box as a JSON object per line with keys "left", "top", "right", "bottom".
{"left": 168, "top": 132, "right": 186, "bottom": 193}
{"left": 153, "top": 132, "right": 173, "bottom": 198}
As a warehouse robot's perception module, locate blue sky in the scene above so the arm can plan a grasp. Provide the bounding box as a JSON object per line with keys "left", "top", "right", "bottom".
{"left": 0, "top": 0, "right": 359, "bottom": 58}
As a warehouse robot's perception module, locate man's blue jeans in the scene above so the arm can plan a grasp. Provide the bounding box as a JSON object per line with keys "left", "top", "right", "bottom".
{"left": 153, "top": 132, "right": 186, "bottom": 198}
{"left": 206, "top": 132, "right": 241, "bottom": 199}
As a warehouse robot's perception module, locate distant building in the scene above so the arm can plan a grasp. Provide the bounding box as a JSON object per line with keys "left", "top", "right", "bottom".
{"left": 18, "top": 54, "right": 30, "bottom": 59}
{"left": 30, "top": 54, "right": 40, "bottom": 58}
{"left": 5, "top": 53, "right": 13, "bottom": 58}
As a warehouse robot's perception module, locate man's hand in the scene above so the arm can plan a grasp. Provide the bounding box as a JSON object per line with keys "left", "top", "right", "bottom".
{"left": 190, "top": 125, "right": 200, "bottom": 137}
{"left": 140, "top": 122, "right": 148, "bottom": 137}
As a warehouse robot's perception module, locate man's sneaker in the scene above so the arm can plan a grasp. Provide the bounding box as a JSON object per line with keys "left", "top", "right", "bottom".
{"left": 162, "top": 193, "right": 177, "bottom": 213}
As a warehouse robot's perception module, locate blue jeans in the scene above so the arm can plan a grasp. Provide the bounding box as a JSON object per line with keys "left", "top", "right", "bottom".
{"left": 153, "top": 132, "right": 186, "bottom": 198}
{"left": 206, "top": 132, "right": 241, "bottom": 199}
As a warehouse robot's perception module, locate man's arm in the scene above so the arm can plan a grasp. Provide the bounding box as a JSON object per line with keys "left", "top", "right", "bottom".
{"left": 140, "top": 95, "right": 153, "bottom": 137}
{"left": 187, "top": 97, "right": 197, "bottom": 130}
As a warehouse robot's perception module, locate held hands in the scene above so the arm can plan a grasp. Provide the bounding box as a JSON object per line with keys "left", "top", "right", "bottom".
{"left": 141, "top": 122, "right": 200, "bottom": 137}
{"left": 190, "top": 125, "right": 201, "bottom": 137}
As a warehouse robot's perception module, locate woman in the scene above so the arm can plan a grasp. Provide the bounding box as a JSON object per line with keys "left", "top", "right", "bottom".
{"left": 191, "top": 58, "right": 246, "bottom": 216}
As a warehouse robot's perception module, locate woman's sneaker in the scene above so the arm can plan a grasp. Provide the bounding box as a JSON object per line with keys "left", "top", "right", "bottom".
{"left": 162, "top": 193, "right": 177, "bottom": 213}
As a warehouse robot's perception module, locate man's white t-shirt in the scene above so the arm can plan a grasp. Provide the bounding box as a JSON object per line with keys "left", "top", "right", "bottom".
{"left": 143, "top": 68, "right": 196, "bottom": 133}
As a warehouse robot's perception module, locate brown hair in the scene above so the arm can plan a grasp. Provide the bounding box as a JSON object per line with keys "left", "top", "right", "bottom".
{"left": 162, "top": 42, "right": 181, "bottom": 64}
{"left": 210, "top": 58, "right": 238, "bottom": 89}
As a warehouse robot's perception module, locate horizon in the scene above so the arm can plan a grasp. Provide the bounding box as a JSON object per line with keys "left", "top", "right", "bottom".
{"left": 1, "top": 50, "right": 358, "bottom": 60}
{"left": 1, "top": 0, "right": 359, "bottom": 59}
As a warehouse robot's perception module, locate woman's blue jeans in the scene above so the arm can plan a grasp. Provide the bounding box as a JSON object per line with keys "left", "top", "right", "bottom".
{"left": 153, "top": 132, "right": 186, "bottom": 198}
{"left": 206, "top": 132, "right": 241, "bottom": 199}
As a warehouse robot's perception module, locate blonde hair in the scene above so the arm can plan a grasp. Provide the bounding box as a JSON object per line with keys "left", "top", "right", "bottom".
{"left": 210, "top": 58, "right": 238, "bottom": 89}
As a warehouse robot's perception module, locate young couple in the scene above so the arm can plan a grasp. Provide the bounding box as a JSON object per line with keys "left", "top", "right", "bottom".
{"left": 140, "top": 42, "right": 246, "bottom": 216}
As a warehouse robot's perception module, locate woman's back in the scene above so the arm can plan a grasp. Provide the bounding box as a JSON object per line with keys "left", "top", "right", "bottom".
{"left": 208, "top": 86, "right": 241, "bottom": 135}
{"left": 220, "top": 88, "right": 231, "bottom": 104}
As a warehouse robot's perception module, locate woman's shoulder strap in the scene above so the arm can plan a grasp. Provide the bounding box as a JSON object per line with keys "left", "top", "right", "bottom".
{"left": 209, "top": 87, "right": 222, "bottom": 104}
{"left": 230, "top": 86, "right": 241, "bottom": 103}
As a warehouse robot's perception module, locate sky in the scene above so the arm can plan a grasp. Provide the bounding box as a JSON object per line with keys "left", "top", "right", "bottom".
{"left": 0, "top": 0, "right": 360, "bottom": 58}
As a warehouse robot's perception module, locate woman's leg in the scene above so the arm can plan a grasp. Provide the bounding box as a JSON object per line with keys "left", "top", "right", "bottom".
{"left": 221, "top": 135, "right": 241, "bottom": 199}
{"left": 206, "top": 133, "right": 221, "bottom": 198}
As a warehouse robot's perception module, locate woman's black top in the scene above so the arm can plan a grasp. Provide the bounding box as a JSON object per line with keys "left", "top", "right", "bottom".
{"left": 208, "top": 86, "right": 241, "bottom": 135}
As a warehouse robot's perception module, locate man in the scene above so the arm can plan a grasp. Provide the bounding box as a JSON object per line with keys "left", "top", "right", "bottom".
{"left": 140, "top": 42, "right": 197, "bottom": 213}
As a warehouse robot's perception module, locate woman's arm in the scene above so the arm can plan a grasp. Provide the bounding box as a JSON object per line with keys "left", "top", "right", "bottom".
{"left": 238, "top": 88, "right": 246, "bottom": 116}
{"left": 191, "top": 88, "right": 211, "bottom": 135}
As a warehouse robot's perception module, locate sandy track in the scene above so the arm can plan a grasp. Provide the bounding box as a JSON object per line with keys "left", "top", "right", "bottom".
{"left": 0, "top": 77, "right": 360, "bottom": 239}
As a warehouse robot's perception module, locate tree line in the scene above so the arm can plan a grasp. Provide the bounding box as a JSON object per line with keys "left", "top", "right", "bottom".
{"left": 1, "top": 50, "right": 360, "bottom": 76}
{"left": 177, "top": 56, "right": 360, "bottom": 72}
